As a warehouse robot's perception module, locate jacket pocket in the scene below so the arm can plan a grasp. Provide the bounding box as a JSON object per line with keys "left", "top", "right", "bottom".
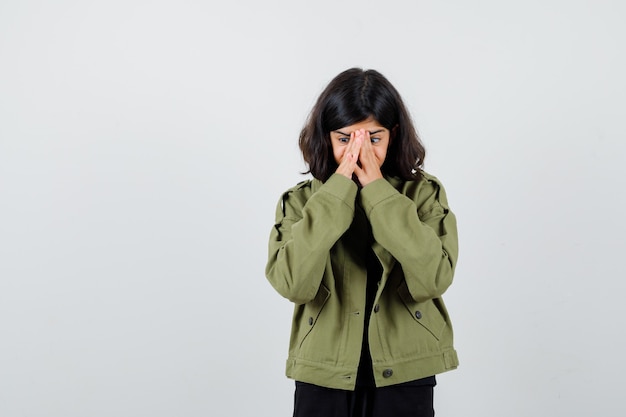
{"left": 397, "top": 281, "right": 446, "bottom": 340}
{"left": 297, "top": 284, "right": 331, "bottom": 349}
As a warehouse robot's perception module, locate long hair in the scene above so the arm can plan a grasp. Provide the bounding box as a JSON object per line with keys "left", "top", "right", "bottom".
{"left": 299, "top": 68, "right": 426, "bottom": 182}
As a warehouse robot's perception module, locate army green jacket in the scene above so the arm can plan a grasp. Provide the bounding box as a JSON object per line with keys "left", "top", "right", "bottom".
{"left": 265, "top": 172, "right": 459, "bottom": 390}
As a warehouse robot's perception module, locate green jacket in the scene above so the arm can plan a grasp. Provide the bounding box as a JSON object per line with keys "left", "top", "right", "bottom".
{"left": 265, "top": 172, "right": 459, "bottom": 390}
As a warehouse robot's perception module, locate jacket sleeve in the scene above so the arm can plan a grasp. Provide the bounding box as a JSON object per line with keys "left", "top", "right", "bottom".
{"left": 359, "top": 176, "right": 458, "bottom": 302}
{"left": 265, "top": 174, "right": 358, "bottom": 304}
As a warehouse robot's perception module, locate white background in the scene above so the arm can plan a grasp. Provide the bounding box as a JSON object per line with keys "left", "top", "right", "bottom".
{"left": 1, "top": 1, "right": 625, "bottom": 416}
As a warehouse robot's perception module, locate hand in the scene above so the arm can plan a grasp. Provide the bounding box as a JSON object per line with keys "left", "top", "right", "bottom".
{"left": 354, "top": 129, "right": 383, "bottom": 186}
{"left": 335, "top": 132, "right": 363, "bottom": 180}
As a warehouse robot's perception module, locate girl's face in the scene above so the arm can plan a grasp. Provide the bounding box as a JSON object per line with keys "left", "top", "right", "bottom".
{"left": 329, "top": 117, "right": 391, "bottom": 167}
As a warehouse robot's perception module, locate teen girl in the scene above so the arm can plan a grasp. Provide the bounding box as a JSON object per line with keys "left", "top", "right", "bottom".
{"left": 265, "top": 68, "right": 459, "bottom": 417}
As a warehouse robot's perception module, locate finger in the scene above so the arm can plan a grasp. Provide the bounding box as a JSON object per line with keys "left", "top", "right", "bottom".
{"left": 345, "top": 150, "right": 359, "bottom": 165}
{"left": 358, "top": 129, "right": 367, "bottom": 144}
{"left": 349, "top": 132, "right": 363, "bottom": 157}
{"left": 355, "top": 130, "right": 366, "bottom": 156}
{"left": 343, "top": 132, "right": 355, "bottom": 160}
{"left": 353, "top": 129, "right": 363, "bottom": 143}
{"left": 359, "top": 131, "right": 375, "bottom": 165}
{"left": 362, "top": 130, "right": 372, "bottom": 153}
{"left": 336, "top": 133, "right": 362, "bottom": 178}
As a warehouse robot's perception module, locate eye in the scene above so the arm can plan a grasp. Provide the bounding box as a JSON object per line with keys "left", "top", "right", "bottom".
{"left": 338, "top": 137, "right": 350, "bottom": 144}
{"left": 370, "top": 137, "right": 381, "bottom": 144}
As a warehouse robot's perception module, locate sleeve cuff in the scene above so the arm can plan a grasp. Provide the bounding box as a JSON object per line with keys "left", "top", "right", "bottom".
{"left": 359, "top": 178, "right": 399, "bottom": 216}
{"left": 320, "top": 173, "right": 358, "bottom": 208}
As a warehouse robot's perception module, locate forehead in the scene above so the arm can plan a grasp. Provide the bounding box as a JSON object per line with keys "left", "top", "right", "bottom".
{"left": 333, "top": 117, "right": 386, "bottom": 134}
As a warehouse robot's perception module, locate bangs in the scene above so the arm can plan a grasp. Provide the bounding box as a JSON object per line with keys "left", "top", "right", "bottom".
{"left": 322, "top": 92, "right": 372, "bottom": 132}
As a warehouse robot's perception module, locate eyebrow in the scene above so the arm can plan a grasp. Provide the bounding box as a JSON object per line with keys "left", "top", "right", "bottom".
{"left": 334, "top": 129, "right": 385, "bottom": 136}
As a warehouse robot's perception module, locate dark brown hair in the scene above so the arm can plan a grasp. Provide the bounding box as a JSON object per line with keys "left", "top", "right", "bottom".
{"left": 299, "top": 68, "right": 426, "bottom": 182}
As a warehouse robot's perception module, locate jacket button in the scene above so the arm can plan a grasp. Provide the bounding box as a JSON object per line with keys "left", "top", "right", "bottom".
{"left": 374, "top": 304, "right": 380, "bottom": 313}
{"left": 308, "top": 317, "right": 314, "bottom": 325}
{"left": 382, "top": 369, "right": 393, "bottom": 378}
{"left": 415, "top": 311, "right": 422, "bottom": 319}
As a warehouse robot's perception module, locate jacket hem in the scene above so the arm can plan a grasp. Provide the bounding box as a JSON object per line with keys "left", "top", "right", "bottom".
{"left": 286, "top": 349, "right": 458, "bottom": 391}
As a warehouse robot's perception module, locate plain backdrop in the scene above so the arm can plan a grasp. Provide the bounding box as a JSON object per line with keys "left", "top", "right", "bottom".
{"left": 1, "top": 1, "right": 625, "bottom": 416}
